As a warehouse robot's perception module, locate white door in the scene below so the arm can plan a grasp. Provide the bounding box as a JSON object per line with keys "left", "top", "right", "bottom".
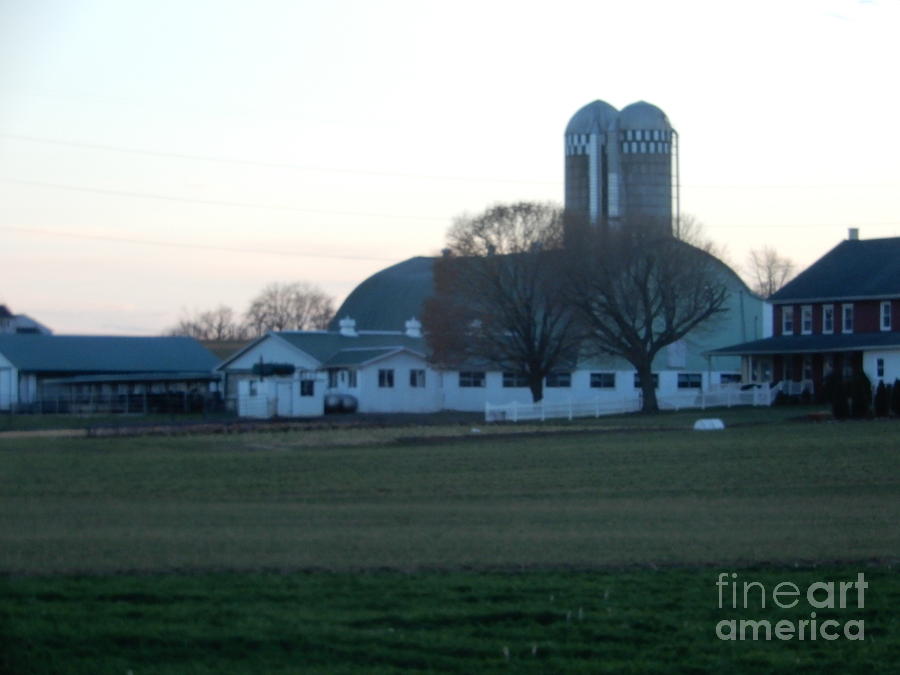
{"left": 276, "top": 381, "right": 293, "bottom": 417}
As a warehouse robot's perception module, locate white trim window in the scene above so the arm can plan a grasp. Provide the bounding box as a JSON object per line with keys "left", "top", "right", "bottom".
{"left": 782, "top": 306, "right": 794, "bottom": 335}
{"left": 881, "top": 301, "right": 892, "bottom": 331}
{"left": 801, "top": 305, "right": 813, "bottom": 334}
{"left": 378, "top": 369, "right": 394, "bottom": 388}
{"left": 822, "top": 304, "right": 834, "bottom": 334}
{"left": 409, "top": 369, "right": 426, "bottom": 388}
{"left": 842, "top": 304, "right": 854, "bottom": 334}
{"left": 545, "top": 371, "right": 571, "bottom": 388}
{"left": 459, "top": 371, "right": 486, "bottom": 388}
{"left": 590, "top": 372, "right": 616, "bottom": 389}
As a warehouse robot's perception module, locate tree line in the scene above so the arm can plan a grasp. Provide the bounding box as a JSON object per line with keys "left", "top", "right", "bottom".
{"left": 165, "top": 281, "right": 334, "bottom": 341}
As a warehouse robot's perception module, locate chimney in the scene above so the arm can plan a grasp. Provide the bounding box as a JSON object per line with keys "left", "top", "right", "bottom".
{"left": 405, "top": 317, "right": 422, "bottom": 338}
{"left": 338, "top": 316, "right": 358, "bottom": 337}
{"left": 848, "top": 227, "right": 859, "bottom": 241}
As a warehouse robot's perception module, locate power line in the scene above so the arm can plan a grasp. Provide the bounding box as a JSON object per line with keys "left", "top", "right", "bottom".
{"left": 0, "top": 225, "right": 405, "bottom": 262}
{"left": 0, "top": 176, "right": 450, "bottom": 221}
{"left": 0, "top": 132, "right": 561, "bottom": 185}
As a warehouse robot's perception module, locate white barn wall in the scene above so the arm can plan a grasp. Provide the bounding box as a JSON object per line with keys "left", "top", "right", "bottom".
{"left": 355, "top": 352, "right": 442, "bottom": 413}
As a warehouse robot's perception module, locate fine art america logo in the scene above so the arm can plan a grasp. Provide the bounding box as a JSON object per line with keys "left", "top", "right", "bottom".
{"left": 715, "top": 572, "right": 867, "bottom": 641}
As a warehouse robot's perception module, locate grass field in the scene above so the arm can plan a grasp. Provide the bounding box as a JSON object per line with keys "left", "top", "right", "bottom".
{"left": 1, "top": 408, "right": 898, "bottom": 672}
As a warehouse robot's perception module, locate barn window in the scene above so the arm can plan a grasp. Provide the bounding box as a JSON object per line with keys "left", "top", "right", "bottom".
{"left": 677, "top": 373, "right": 702, "bottom": 389}
{"left": 378, "top": 369, "right": 394, "bottom": 388}
{"left": 409, "top": 369, "right": 426, "bottom": 388}
{"left": 459, "top": 371, "right": 485, "bottom": 388}
{"left": 546, "top": 371, "right": 571, "bottom": 388}
{"left": 590, "top": 372, "right": 616, "bottom": 388}
{"left": 300, "top": 380, "right": 314, "bottom": 397}
{"left": 502, "top": 372, "right": 528, "bottom": 388}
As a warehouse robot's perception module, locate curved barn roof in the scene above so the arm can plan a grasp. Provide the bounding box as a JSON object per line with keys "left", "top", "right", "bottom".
{"left": 329, "top": 256, "right": 436, "bottom": 332}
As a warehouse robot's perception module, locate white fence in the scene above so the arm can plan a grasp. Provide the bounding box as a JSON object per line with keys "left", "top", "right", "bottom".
{"left": 484, "top": 383, "right": 782, "bottom": 422}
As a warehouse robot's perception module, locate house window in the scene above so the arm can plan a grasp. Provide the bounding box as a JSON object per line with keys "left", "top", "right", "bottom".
{"left": 801, "top": 305, "right": 812, "bottom": 334}
{"left": 502, "top": 372, "right": 528, "bottom": 388}
{"left": 822, "top": 305, "right": 834, "bottom": 334}
{"left": 459, "top": 371, "right": 485, "bottom": 388}
{"left": 300, "top": 380, "right": 314, "bottom": 397}
{"left": 378, "top": 369, "right": 394, "bottom": 388}
{"left": 327, "top": 369, "right": 338, "bottom": 388}
{"left": 842, "top": 304, "right": 854, "bottom": 333}
{"left": 720, "top": 373, "right": 741, "bottom": 385}
{"left": 677, "top": 373, "right": 702, "bottom": 389}
{"left": 545, "top": 371, "right": 571, "bottom": 388}
{"left": 409, "top": 369, "right": 426, "bottom": 388}
{"left": 590, "top": 372, "right": 616, "bottom": 389}
{"left": 634, "top": 372, "right": 659, "bottom": 389}
{"left": 877, "top": 358, "right": 885, "bottom": 378}
{"left": 347, "top": 370, "right": 358, "bottom": 388}
{"left": 881, "top": 301, "right": 892, "bottom": 331}
{"left": 782, "top": 306, "right": 794, "bottom": 334}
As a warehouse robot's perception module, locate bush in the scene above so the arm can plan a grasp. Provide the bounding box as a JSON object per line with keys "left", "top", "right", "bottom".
{"left": 893, "top": 379, "right": 900, "bottom": 416}
{"left": 850, "top": 372, "right": 873, "bottom": 419}
{"left": 831, "top": 377, "right": 849, "bottom": 420}
{"left": 874, "top": 380, "right": 889, "bottom": 417}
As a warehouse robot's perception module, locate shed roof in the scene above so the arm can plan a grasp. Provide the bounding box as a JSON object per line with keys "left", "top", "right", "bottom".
{"left": 770, "top": 237, "right": 900, "bottom": 302}
{"left": 0, "top": 335, "right": 219, "bottom": 373}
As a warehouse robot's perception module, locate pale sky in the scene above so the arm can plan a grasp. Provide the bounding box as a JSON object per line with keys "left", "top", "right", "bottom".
{"left": 2, "top": 0, "right": 898, "bottom": 334}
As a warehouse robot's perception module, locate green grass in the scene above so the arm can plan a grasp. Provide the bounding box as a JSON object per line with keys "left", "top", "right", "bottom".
{"left": 1, "top": 410, "right": 897, "bottom": 672}
{"left": 3, "top": 567, "right": 898, "bottom": 674}
{"left": 1, "top": 412, "right": 897, "bottom": 573}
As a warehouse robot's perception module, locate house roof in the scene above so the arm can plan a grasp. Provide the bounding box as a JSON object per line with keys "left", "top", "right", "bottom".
{"left": 328, "top": 256, "right": 435, "bottom": 331}
{"left": 0, "top": 335, "right": 219, "bottom": 373}
{"left": 709, "top": 332, "right": 900, "bottom": 356}
{"left": 770, "top": 237, "right": 900, "bottom": 303}
{"left": 218, "top": 330, "right": 428, "bottom": 370}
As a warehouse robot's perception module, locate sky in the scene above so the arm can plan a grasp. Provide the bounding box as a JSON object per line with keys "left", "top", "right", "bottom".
{"left": 2, "top": 0, "right": 898, "bottom": 335}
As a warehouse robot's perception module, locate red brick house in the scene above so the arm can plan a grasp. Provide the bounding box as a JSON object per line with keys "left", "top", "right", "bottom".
{"left": 712, "top": 232, "right": 900, "bottom": 395}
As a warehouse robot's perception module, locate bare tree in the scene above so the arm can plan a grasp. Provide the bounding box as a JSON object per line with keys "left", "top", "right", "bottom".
{"left": 422, "top": 201, "right": 581, "bottom": 403}
{"left": 166, "top": 305, "right": 250, "bottom": 341}
{"left": 567, "top": 225, "right": 730, "bottom": 412}
{"left": 745, "top": 246, "right": 796, "bottom": 298}
{"left": 244, "top": 281, "right": 334, "bottom": 334}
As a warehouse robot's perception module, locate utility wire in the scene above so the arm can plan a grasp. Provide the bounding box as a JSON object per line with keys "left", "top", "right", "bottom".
{"left": 0, "top": 132, "right": 560, "bottom": 185}
{"left": 0, "top": 176, "right": 449, "bottom": 221}
{"left": 0, "top": 225, "right": 405, "bottom": 263}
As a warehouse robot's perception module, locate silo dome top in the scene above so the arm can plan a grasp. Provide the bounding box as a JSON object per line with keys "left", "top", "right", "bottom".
{"left": 617, "top": 101, "right": 672, "bottom": 130}
{"left": 565, "top": 100, "right": 619, "bottom": 135}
